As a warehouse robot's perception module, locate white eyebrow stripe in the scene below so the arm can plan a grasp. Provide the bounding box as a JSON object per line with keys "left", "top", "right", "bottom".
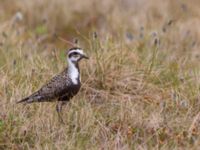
{"left": 68, "top": 49, "right": 84, "bottom": 55}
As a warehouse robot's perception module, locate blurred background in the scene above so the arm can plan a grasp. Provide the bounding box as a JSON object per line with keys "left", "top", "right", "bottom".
{"left": 1, "top": 0, "right": 200, "bottom": 46}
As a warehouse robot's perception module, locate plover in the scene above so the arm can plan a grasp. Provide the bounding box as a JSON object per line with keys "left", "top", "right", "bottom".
{"left": 17, "top": 47, "right": 89, "bottom": 123}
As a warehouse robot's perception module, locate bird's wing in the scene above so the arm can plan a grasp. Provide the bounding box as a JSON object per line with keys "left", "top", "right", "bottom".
{"left": 17, "top": 69, "right": 71, "bottom": 103}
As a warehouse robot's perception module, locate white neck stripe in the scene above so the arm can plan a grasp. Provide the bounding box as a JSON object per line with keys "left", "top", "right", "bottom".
{"left": 67, "top": 59, "right": 79, "bottom": 85}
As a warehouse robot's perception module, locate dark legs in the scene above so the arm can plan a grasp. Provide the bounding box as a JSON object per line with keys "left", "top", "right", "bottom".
{"left": 56, "top": 101, "right": 67, "bottom": 124}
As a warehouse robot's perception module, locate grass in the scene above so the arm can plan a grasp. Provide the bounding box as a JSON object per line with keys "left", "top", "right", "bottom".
{"left": 0, "top": 0, "right": 200, "bottom": 149}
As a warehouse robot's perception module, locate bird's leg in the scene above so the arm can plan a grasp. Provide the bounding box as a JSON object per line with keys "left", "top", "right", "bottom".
{"left": 56, "top": 101, "right": 67, "bottom": 124}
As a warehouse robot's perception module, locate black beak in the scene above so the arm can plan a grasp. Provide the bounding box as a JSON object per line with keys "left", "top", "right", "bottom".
{"left": 82, "top": 54, "right": 89, "bottom": 59}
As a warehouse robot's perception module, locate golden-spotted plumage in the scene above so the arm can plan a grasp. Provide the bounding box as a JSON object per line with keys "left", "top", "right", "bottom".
{"left": 17, "top": 47, "right": 88, "bottom": 123}
{"left": 18, "top": 68, "right": 80, "bottom": 103}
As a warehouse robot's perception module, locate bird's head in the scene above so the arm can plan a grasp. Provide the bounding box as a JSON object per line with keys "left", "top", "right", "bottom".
{"left": 67, "top": 47, "right": 89, "bottom": 63}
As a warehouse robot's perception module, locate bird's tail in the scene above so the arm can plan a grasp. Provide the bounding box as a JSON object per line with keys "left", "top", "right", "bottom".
{"left": 17, "top": 92, "right": 45, "bottom": 104}
{"left": 17, "top": 97, "right": 30, "bottom": 104}
{"left": 17, "top": 97, "right": 33, "bottom": 104}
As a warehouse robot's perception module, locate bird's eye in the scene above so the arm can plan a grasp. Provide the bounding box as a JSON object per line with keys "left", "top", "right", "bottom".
{"left": 73, "top": 52, "right": 79, "bottom": 58}
{"left": 73, "top": 52, "right": 78, "bottom": 55}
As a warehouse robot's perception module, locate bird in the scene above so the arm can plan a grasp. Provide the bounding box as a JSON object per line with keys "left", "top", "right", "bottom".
{"left": 17, "top": 47, "right": 89, "bottom": 123}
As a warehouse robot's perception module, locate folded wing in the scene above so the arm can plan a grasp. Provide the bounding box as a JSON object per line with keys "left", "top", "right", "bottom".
{"left": 17, "top": 69, "right": 71, "bottom": 103}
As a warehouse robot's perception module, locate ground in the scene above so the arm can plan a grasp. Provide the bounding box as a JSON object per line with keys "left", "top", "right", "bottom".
{"left": 0, "top": 0, "right": 200, "bottom": 149}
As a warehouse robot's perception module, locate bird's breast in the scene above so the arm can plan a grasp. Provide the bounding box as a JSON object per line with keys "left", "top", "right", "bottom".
{"left": 67, "top": 82, "right": 81, "bottom": 98}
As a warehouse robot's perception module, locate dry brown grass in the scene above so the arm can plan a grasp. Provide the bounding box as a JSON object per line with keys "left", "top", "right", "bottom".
{"left": 0, "top": 0, "right": 200, "bottom": 149}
